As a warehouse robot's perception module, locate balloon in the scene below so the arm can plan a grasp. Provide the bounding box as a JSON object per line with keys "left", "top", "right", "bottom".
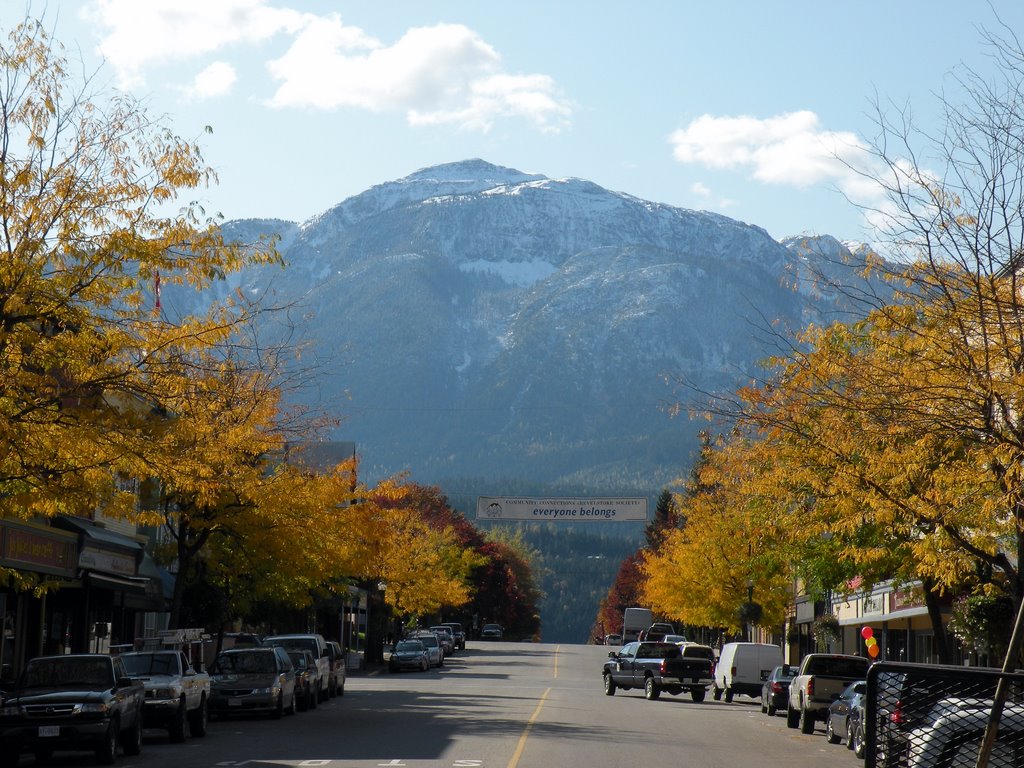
{"left": 860, "top": 626, "right": 873, "bottom": 640}
{"left": 868, "top": 644, "right": 880, "bottom": 658}
{"left": 865, "top": 637, "right": 877, "bottom": 648}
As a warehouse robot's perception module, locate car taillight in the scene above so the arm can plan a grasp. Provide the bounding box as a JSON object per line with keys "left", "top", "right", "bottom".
{"left": 660, "top": 660, "right": 668, "bottom": 674}
{"left": 890, "top": 701, "right": 906, "bottom": 725}
{"left": 771, "top": 682, "right": 783, "bottom": 694}
{"left": 807, "top": 678, "right": 815, "bottom": 697}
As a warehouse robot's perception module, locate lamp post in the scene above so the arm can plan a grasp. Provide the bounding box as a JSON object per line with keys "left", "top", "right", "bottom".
{"left": 746, "top": 579, "right": 754, "bottom": 642}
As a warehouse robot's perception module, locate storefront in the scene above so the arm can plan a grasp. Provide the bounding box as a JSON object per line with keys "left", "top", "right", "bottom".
{"left": 832, "top": 582, "right": 945, "bottom": 663}
{"left": 0, "top": 519, "right": 79, "bottom": 676}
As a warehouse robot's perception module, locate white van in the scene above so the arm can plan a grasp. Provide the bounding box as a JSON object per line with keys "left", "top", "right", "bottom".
{"left": 713, "top": 642, "right": 783, "bottom": 702}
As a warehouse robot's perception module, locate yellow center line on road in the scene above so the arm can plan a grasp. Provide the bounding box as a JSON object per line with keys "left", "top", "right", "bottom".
{"left": 506, "top": 687, "right": 551, "bottom": 768}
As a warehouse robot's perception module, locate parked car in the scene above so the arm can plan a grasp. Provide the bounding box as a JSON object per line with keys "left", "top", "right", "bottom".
{"left": 604, "top": 633, "right": 623, "bottom": 646}
{"left": 120, "top": 650, "right": 210, "bottom": 742}
{"left": 0, "top": 654, "right": 145, "bottom": 766}
{"left": 664, "top": 634, "right": 688, "bottom": 644}
{"left": 761, "top": 664, "right": 797, "bottom": 717}
{"left": 827, "top": 680, "right": 866, "bottom": 746}
{"left": 410, "top": 632, "right": 444, "bottom": 667}
{"left": 262, "top": 633, "right": 331, "bottom": 702}
{"left": 714, "top": 642, "right": 783, "bottom": 702}
{"left": 209, "top": 647, "right": 297, "bottom": 719}
{"left": 847, "top": 683, "right": 868, "bottom": 759}
{"left": 389, "top": 640, "right": 430, "bottom": 673}
{"left": 430, "top": 626, "right": 455, "bottom": 655}
{"left": 323, "top": 640, "right": 347, "bottom": 697}
{"left": 439, "top": 622, "right": 466, "bottom": 651}
{"left": 904, "top": 697, "right": 1024, "bottom": 768}
{"left": 285, "top": 649, "right": 320, "bottom": 711}
{"left": 480, "top": 624, "right": 503, "bottom": 640}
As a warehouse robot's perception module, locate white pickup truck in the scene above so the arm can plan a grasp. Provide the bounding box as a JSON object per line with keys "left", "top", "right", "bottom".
{"left": 786, "top": 653, "right": 870, "bottom": 734}
{"left": 121, "top": 649, "right": 211, "bottom": 741}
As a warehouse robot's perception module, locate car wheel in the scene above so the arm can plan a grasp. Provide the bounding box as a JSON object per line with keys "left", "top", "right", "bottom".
{"left": 169, "top": 698, "right": 188, "bottom": 743}
{"left": 603, "top": 673, "right": 617, "bottom": 696}
{"left": 644, "top": 676, "right": 661, "bottom": 700}
{"left": 724, "top": 687, "right": 734, "bottom": 703}
{"left": 271, "top": 693, "right": 284, "bottom": 720}
{"left": 761, "top": 696, "right": 768, "bottom": 714}
{"left": 847, "top": 720, "right": 855, "bottom": 751}
{"left": 854, "top": 724, "right": 866, "bottom": 759}
{"left": 189, "top": 695, "right": 209, "bottom": 736}
{"left": 691, "top": 687, "right": 706, "bottom": 703}
{"left": 786, "top": 706, "right": 800, "bottom": 729}
{"left": 309, "top": 685, "right": 318, "bottom": 709}
{"left": 338, "top": 676, "right": 345, "bottom": 696}
{"left": 288, "top": 690, "right": 298, "bottom": 716}
{"left": 799, "top": 706, "right": 815, "bottom": 734}
{"left": 123, "top": 711, "right": 142, "bottom": 756}
{"left": 767, "top": 702, "right": 777, "bottom": 717}
{"left": 826, "top": 715, "right": 841, "bottom": 744}
{"left": 95, "top": 718, "right": 118, "bottom": 765}
{"left": 712, "top": 684, "right": 723, "bottom": 701}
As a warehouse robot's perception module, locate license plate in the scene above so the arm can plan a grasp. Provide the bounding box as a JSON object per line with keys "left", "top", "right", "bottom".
{"left": 38, "top": 725, "right": 59, "bottom": 738}
{"left": 228, "top": 698, "right": 242, "bottom": 707}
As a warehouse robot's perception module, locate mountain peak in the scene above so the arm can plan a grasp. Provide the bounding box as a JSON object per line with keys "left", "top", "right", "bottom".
{"left": 401, "top": 159, "right": 545, "bottom": 187}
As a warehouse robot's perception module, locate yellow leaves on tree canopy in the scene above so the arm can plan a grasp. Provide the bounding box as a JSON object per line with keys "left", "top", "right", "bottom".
{"left": 641, "top": 438, "right": 790, "bottom": 633}
{"left": 0, "top": 19, "right": 281, "bottom": 522}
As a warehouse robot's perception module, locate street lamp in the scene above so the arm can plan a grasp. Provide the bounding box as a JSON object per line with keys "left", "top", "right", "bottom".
{"left": 747, "top": 579, "right": 754, "bottom": 642}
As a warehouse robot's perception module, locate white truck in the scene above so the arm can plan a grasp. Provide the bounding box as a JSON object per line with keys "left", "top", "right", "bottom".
{"left": 786, "top": 652, "right": 870, "bottom": 734}
{"left": 120, "top": 647, "right": 210, "bottom": 741}
{"left": 621, "top": 607, "right": 654, "bottom": 644}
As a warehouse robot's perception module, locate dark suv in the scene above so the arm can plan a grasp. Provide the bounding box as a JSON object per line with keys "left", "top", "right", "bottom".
{"left": 439, "top": 622, "right": 466, "bottom": 651}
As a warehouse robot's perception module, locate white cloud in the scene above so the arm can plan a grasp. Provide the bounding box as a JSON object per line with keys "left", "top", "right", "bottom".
{"left": 185, "top": 62, "right": 237, "bottom": 100}
{"left": 669, "top": 111, "right": 878, "bottom": 203}
{"left": 266, "top": 19, "right": 571, "bottom": 132}
{"left": 82, "top": 0, "right": 309, "bottom": 89}
{"left": 690, "top": 181, "right": 711, "bottom": 198}
{"left": 81, "top": 2, "right": 570, "bottom": 132}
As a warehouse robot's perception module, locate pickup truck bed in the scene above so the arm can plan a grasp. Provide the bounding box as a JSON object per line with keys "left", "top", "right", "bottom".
{"left": 787, "top": 653, "right": 870, "bottom": 734}
{"left": 603, "top": 641, "right": 713, "bottom": 703}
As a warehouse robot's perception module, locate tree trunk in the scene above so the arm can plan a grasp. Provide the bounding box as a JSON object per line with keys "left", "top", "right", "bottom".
{"left": 922, "top": 577, "right": 953, "bottom": 664}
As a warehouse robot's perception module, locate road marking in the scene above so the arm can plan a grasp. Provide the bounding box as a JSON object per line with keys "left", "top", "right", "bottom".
{"left": 506, "top": 687, "right": 550, "bottom": 768}
{"left": 553, "top": 645, "right": 559, "bottom": 678}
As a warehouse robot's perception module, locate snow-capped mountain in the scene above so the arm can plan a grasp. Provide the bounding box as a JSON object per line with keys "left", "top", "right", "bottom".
{"left": 181, "top": 160, "right": 880, "bottom": 490}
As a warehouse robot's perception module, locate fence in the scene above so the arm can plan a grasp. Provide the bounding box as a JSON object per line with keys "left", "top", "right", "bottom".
{"left": 865, "top": 662, "right": 1024, "bottom": 768}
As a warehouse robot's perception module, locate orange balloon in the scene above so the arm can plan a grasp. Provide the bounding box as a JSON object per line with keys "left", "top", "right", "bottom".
{"left": 868, "top": 644, "right": 880, "bottom": 658}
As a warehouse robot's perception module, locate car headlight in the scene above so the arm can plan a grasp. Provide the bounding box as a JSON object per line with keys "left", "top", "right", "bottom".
{"left": 152, "top": 687, "right": 180, "bottom": 699}
{"left": 0, "top": 705, "right": 21, "bottom": 716}
{"left": 79, "top": 703, "right": 110, "bottom": 714}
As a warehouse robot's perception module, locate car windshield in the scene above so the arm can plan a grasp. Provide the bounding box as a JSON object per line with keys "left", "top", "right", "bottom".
{"left": 267, "top": 637, "right": 317, "bottom": 655}
{"left": 23, "top": 658, "right": 113, "bottom": 688}
{"left": 637, "top": 643, "right": 679, "bottom": 659}
{"left": 121, "top": 653, "right": 178, "bottom": 676}
{"left": 287, "top": 652, "right": 308, "bottom": 669}
{"left": 213, "top": 651, "right": 276, "bottom": 674}
{"left": 396, "top": 641, "right": 424, "bottom": 653}
{"left": 417, "top": 636, "right": 438, "bottom": 648}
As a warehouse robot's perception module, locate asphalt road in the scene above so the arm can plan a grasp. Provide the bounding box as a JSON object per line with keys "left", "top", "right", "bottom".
{"left": 27, "top": 642, "right": 865, "bottom": 768}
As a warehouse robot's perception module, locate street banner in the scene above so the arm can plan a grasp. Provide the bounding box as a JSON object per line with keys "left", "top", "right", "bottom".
{"left": 476, "top": 496, "right": 648, "bottom": 522}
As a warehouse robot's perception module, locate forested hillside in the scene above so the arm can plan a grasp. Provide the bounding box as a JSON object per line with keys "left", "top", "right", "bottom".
{"left": 476, "top": 521, "right": 643, "bottom": 643}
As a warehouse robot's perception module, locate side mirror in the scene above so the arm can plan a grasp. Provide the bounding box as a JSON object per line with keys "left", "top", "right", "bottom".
{"left": 608, "top": 651, "right": 617, "bottom": 659}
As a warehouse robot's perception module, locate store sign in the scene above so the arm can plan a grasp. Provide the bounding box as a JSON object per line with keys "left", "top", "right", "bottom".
{"left": 476, "top": 496, "right": 648, "bottom": 521}
{"left": 864, "top": 594, "right": 886, "bottom": 615}
{"left": 79, "top": 547, "right": 136, "bottom": 576}
{"left": 0, "top": 524, "right": 76, "bottom": 577}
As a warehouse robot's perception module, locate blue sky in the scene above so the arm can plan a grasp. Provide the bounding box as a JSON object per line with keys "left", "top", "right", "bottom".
{"left": 7, "top": 1, "right": 1024, "bottom": 243}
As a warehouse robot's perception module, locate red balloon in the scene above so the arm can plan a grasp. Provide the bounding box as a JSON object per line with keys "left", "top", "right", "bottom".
{"left": 860, "top": 626, "right": 873, "bottom": 640}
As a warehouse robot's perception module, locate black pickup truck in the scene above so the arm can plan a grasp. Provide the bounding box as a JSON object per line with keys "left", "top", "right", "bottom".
{"left": 603, "top": 641, "right": 713, "bottom": 702}
{"left": 0, "top": 654, "right": 145, "bottom": 766}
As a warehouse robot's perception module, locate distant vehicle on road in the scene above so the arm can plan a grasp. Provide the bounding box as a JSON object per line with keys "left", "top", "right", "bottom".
{"left": 761, "top": 664, "right": 797, "bottom": 717}
{"left": 480, "top": 624, "right": 504, "bottom": 640}
{"left": 439, "top": 622, "right": 466, "bottom": 650}
{"left": 389, "top": 640, "right": 430, "bottom": 673}
{"left": 621, "top": 608, "right": 653, "bottom": 644}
